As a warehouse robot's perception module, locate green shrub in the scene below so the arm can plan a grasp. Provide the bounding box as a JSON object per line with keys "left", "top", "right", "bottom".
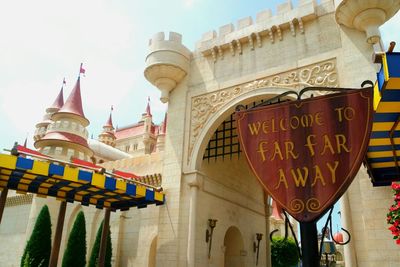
{"left": 271, "top": 236, "right": 300, "bottom": 267}
{"left": 62, "top": 211, "right": 86, "bottom": 267}
{"left": 20, "top": 205, "right": 52, "bottom": 267}
{"left": 88, "top": 220, "right": 112, "bottom": 267}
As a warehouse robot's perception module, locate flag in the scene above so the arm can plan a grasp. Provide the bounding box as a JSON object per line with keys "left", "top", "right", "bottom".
{"left": 63, "top": 77, "right": 66, "bottom": 86}
{"left": 111, "top": 105, "right": 114, "bottom": 111}
{"left": 80, "top": 63, "right": 86, "bottom": 76}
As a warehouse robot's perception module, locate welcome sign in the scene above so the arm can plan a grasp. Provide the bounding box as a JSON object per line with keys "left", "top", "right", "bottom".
{"left": 236, "top": 88, "right": 373, "bottom": 222}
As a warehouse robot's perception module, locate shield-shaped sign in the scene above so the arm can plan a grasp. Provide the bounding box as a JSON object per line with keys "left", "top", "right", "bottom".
{"left": 236, "top": 88, "right": 373, "bottom": 222}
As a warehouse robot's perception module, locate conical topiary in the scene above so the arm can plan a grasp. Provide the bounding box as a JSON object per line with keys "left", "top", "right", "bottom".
{"left": 88, "top": 221, "right": 112, "bottom": 267}
{"left": 61, "top": 211, "right": 86, "bottom": 267}
{"left": 20, "top": 205, "right": 52, "bottom": 267}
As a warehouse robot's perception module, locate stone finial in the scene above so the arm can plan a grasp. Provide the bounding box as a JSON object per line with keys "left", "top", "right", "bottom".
{"left": 145, "top": 32, "right": 191, "bottom": 103}
{"left": 336, "top": 0, "right": 400, "bottom": 44}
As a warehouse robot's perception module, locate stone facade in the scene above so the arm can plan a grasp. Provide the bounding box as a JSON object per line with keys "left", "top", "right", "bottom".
{"left": 1, "top": 0, "right": 400, "bottom": 266}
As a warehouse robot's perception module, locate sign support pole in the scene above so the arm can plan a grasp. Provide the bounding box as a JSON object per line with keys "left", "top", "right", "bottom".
{"left": 300, "top": 222, "right": 319, "bottom": 267}
{"left": 0, "top": 188, "right": 8, "bottom": 224}
{"left": 98, "top": 208, "right": 111, "bottom": 267}
{"left": 49, "top": 201, "right": 67, "bottom": 267}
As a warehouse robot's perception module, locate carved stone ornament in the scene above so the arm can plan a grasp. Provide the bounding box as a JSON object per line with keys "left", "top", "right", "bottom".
{"left": 188, "top": 59, "right": 338, "bottom": 162}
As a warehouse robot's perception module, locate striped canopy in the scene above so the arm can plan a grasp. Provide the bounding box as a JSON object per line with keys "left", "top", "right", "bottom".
{"left": 0, "top": 153, "right": 164, "bottom": 211}
{"left": 366, "top": 52, "right": 400, "bottom": 186}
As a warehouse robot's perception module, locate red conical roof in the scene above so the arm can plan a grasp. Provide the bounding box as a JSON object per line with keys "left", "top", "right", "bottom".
{"left": 271, "top": 200, "right": 284, "bottom": 220}
{"left": 58, "top": 77, "right": 87, "bottom": 121}
{"left": 49, "top": 87, "right": 64, "bottom": 110}
{"left": 104, "top": 111, "right": 114, "bottom": 129}
{"left": 145, "top": 97, "right": 152, "bottom": 116}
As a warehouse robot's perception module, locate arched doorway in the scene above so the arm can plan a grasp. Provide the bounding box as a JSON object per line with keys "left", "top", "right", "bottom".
{"left": 224, "top": 226, "right": 244, "bottom": 267}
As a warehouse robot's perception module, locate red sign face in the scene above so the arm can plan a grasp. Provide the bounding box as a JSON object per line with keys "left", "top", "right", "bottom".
{"left": 236, "top": 88, "right": 373, "bottom": 222}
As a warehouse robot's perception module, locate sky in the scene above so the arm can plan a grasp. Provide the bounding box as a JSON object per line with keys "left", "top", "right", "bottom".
{"left": 0, "top": 0, "right": 399, "bottom": 233}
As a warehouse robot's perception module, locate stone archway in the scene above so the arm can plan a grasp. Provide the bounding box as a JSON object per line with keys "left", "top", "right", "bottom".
{"left": 223, "top": 226, "right": 245, "bottom": 267}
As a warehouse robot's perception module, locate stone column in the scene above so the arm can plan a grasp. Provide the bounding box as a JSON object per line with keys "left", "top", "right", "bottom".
{"left": 186, "top": 172, "right": 202, "bottom": 267}
{"left": 339, "top": 192, "right": 357, "bottom": 267}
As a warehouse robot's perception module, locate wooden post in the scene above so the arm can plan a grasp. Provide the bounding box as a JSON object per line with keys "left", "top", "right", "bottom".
{"left": 98, "top": 208, "right": 111, "bottom": 267}
{"left": 0, "top": 188, "right": 9, "bottom": 224}
{"left": 49, "top": 201, "right": 67, "bottom": 267}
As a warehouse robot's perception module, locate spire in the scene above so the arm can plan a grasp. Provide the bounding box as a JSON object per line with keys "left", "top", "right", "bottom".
{"left": 104, "top": 106, "right": 114, "bottom": 129}
{"left": 48, "top": 79, "right": 65, "bottom": 110}
{"left": 145, "top": 97, "right": 152, "bottom": 116}
{"left": 58, "top": 77, "right": 86, "bottom": 119}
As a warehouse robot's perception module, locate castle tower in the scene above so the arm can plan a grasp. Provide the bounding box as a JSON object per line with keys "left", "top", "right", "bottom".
{"left": 98, "top": 106, "right": 116, "bottom": 147}
{"left": 156, "top": 112, "right": 167, "bottom": 152}
{"left": 34, "top": 77, "right": 93, "bottom": 161}
{"left": 33, "top": 82, "right": 64, "bottom": 142}
{"left": 141, "top": 98, "right": 156, "bottom": 154}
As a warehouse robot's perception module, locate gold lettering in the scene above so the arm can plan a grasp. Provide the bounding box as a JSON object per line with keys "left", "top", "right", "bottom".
{"left": 291, "top": 167, "right": 309, "bottom": 187}
{"left": 344, "top": 107, "right": 355, "bottom": 121}
{"left": 290, "top": 116, "right": 300, "bottom": 129}
{"left": 335, "top": 107, "right": 344, "bottom": 122}
{"left": 270, "top": 142, "right": 284, "bottom": 161}
{"left": 271, "top": 118, "right": 278, "bottom": 133}
{"left": 279, "top": 118, "right": 287, "bottom": 131}
{"left": 257, "top": 141, "right": 269, "bottom": 162}
{"left": 285, "top": 141, "right": 299, "bottom": 160}
{"left": 327, "top": 161, "right": 339, "bottom": 184}
{"left": 248, "top": 122, "right": 261, "bottom": 135}
{"left": 321, "top": 135, "right": 335, "bottom": 155}
{"left": 275, "top": 169, "right": 289, "bottom": 189}
{"left": 262, "top": 121, "right": 269, "bottom": 134}
{"left": 335, "top": 134, "right": 351, "bottom": 153}
{"left": 300, "top": 114, "right": 314, "bottom": 127}
{"left": 305, "top": 135, "right": 317, "bottom": 156}
{"left": 315, "top": 112, "right": 323, "bottom": 126}
{"left": 312, "top": 165, "right": 326, "bottom": 186}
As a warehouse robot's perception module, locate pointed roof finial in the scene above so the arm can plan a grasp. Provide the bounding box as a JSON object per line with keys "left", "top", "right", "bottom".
{"left": 146, "top": 97, "right": 152, "bottom": 116}
{"left": 48, "top": 79, "right": 65, "bottom": 110}
{"left": 104, "top": 105, "right": 114, "bottom": 129}
{"left": 79, "top": 63, "right": 86, "bottom": 77}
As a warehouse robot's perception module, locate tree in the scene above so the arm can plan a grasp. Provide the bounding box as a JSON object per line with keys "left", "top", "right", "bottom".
{"left": 271, "top": 236, "right": 300, "bottom": 267}
{"left": 20, "top": 205, "right": 52, "bottom": 267}
{"left": 61, "top": 211, "right": 87, "bottom": 267}
{"left": 88, "top": 221, "right": 112, "bottom": 267}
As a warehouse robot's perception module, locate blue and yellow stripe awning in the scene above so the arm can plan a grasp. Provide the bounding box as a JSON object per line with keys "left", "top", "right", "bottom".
{"left": 0, "top": 153, "right": 165, "bottom": 210}
{"left": 366, "top": 52, "right": 400, "bottom": 186}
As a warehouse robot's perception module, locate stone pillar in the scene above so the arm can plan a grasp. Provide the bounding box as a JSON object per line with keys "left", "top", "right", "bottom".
{"left": 186, "top": 172, "right": 202, "bottom": 267}
{"left": 339, "top": 192, "right": 357, "bottom": 267}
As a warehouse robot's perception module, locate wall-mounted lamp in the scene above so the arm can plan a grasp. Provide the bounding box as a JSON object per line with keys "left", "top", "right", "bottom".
{"left": 253, "top": 233, "right": 263, "bottom": 266}
{"left": 205, "top": 219, "right": 217, "bottom": 259}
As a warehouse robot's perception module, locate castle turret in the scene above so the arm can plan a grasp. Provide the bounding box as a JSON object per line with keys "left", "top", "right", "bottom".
{"left": 34, "top": 76, "right": 93, "bottom": 161}
{"left": 142, "top": 98, "right": 156, "bottom": 154}
{"left": 156, "top": 112, "right": 167, "bottom": 152}
{"left": 335, "top": 0, "right": 400, "bottom": 46}
{"left": 98, "top": 106, "right": 116, "bottom": 147}
{"left": 33, "top": 82, "right": 64, "bottom": 142}
{"left": 144, "top": 32, "right": 191, "bottom": 103}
